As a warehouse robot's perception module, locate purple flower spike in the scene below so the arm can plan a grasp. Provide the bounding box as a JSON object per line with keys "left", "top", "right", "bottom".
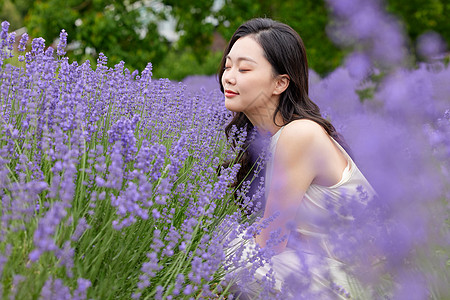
{"left": 97, "top": 52, "right": 108, "bottom": 66}
{"left": 326, "top": 0, "right": 408, "bottom": 67}
{"left": 71, "top": 217, "right": 91, "bottom": 241}
{"left": 39, "top": 277, "right": 72, "bottom": 299}
{"left": 30, "top": 202, "right": 67, "bottom": 262}
{"left": 73, "top": 278, "right": 92, "bottom": 300}
{"left": 416, "top": 31, "right": 447, "bottom": 60}
{"left": 0, "top": 244, "right": 12, "bottom": 277}
{"left": 57, "top": 29, "right": 68, "bottom": 56}
{"left": 18, "top": 32, "right": 28, "bottom": 52}
{"left": 345, "top": 52, "right": 372, "bottom": 80}
{"left": 7, "top": 32, "right": 15, "bottom": 52}
{"left": 9, "top": 275, "right": 25, "bottom": 299}
{"left": 1, "top": 20, "right": 9, "bottom": 40}
{"left": 31, "top": 37, "right": 46, "bottom": 56}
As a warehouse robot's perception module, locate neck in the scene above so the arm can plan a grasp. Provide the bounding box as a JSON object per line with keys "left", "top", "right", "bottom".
{"left": 246, "top": 111, "right": 285, "bottom": 136}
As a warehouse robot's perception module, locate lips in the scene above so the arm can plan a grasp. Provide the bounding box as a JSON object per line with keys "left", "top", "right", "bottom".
{"left": 224, "top": 89, "right": 239, "bottom": 98}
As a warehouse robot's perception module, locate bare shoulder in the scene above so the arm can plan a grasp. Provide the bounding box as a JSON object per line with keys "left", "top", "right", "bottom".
{"left": 273, "top": 119, "right": 324, "bottom": 186}
{"left": 279, "top": 119, "right": 327, "bottom": 147}
{"left": 274, "top": 119, "right": 347, "bottom": 188}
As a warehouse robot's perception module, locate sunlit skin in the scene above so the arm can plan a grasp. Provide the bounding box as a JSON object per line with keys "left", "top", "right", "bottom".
{"left": 222, "top": 36, "right": 348, "bottom": 253}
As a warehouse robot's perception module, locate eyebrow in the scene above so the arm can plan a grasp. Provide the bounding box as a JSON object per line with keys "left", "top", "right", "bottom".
{"left": 225, "top": 55, "right": 257, "bottom": 64}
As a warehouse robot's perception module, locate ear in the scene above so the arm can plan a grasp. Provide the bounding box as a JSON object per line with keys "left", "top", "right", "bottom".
{"left": 273, "top": 74, "right": 290, "bottom": 95}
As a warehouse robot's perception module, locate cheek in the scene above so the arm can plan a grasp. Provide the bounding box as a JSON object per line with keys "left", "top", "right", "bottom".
{"left": 244, "top": 75, "right": 273, "bottom": 93}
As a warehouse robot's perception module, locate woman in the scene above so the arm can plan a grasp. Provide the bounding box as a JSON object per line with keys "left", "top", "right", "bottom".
{"left": 220, "top": 18, "right": 376, "bottom": 299}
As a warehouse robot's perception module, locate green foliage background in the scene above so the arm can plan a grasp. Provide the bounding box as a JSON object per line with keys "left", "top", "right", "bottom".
{"left": 2, "top": 0, "right": 449, "bottom": 80}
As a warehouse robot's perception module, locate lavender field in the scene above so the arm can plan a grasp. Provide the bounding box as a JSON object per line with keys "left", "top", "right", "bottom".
{"left": 0, "top": 0, "right": 449, "bottom": 299}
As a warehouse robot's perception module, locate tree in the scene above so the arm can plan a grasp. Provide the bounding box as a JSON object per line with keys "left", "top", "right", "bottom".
{"left": 1, "top": 0, "right": 23, "bottom": 29}
{"left": 162, "top": 0, "right": 450, "bottom": 77}
{"left": 21, "top": 0, "right": 169, "bottom": 71}
{"left": 5, "top": 0, "right": 449, "bottom": 79}
{"left": 166, "top": 0, "right": 345, "bottom": 75}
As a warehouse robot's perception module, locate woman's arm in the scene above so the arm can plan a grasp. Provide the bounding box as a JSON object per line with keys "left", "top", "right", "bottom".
{"left": 255, "top": 120, "right": 320, "bottom": 253}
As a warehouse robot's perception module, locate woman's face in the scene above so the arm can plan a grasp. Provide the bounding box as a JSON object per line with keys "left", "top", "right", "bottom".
{"left": 222, "top": 36, "right": 280, "bottom": 116}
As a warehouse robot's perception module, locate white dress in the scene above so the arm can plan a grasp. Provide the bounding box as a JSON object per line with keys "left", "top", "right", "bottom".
{"left": 226, "top": 126, "right": 376, "bottom": 299}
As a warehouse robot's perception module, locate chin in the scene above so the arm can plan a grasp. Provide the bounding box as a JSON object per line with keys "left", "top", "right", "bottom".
{"left": 224, "top": 101, "right": 242, "bottom": 113}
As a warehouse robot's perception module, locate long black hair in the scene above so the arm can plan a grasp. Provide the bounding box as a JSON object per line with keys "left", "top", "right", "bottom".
{"left": 219, "top": 18, "right": 348, "bottom": 193}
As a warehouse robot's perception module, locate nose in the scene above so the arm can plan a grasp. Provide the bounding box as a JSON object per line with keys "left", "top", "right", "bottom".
{"left": 222, "top": 69, "right": 236, "bottom": 86}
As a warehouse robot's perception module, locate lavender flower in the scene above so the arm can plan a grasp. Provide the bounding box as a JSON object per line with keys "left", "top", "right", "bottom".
{"left": 57, "top": 29, "right": 68, "bottom": 56}
{"left": 7, "top": 32, "right": 15, "bottom": 53}
{"left": 344, "top": 51, "right": 372, "bottom": 80}
{"left": 29, "top": 202, "right": 67, "bottom": 262}
{"left": 1, "top": 21, "right": 10, "bottom": 64}
{"left": 18, "top": 33, "right": 28, "bottom": 52}
{"left": 31, "top": 37, "right": 46, "bottom": 56}
{"left": 10, "top": 275, "right": 25, "bottom": 300}
{"left": 0, "top": 244, "right": 12, "bottom": 277}
{"left": 105, "top": 142, "right": 124, "bottom": 190}
{"left": 0, "top": 16, "right": 448, "bottom": 299}
{"left": 39, "top": 277, "right": 71, "bottom": 300}
{"left": 56, "top": 241, "right": 75, "bottom": 278}
{"left": 326, "top": 0, "right": 408, "bottom": 67}
{"left": 71, "top": 217, "right": 91, "bottom": 241}
{"left": 73, "top": 278, "right": 91, "bottom": 300}
{"left": 416, "top": 31, "right": 447, "bottom": 60}
{"left": 0, "top": 21, "right": 8, "bottom": 39}
{"left": 108, "top": 117, "right": 138, "bottom": 162}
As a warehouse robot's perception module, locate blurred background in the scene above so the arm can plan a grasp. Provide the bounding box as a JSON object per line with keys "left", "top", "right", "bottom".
{"left": 1, "top": 0, "right": 449, "bottom": 80}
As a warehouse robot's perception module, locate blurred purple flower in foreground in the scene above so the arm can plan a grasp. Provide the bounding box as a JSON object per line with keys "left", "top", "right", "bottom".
{"left": 0, "top": 0, "right": 449, "bottom": 297}
{"left": 416, "top": 31, "right": 447, "bottom": 60}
